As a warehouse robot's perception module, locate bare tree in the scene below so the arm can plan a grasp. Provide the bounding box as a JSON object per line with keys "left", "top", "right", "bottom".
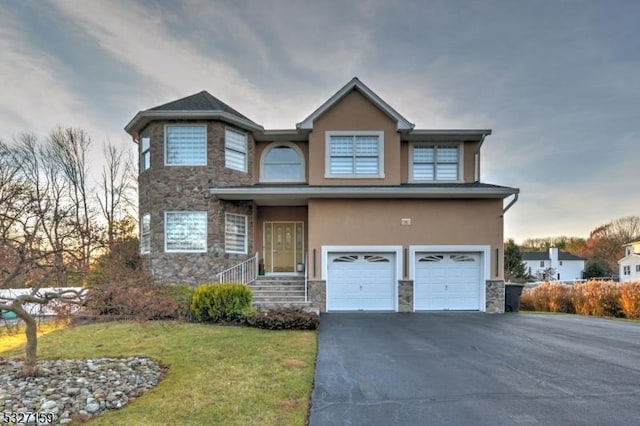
{"left": 97, "top": 141, "right": 134, "bottom": 249}
{"left": 49, "top": 127, "right": 96, "bottom": 274}
{"left": 0, "top": 138, "right": 87, "bottom": 376}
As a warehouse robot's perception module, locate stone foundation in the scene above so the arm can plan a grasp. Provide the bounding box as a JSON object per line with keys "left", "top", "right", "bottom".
{"left": 307, "top": 280, "right": 326, "bottom": 312}
{"left": 398, "top": 280, "right": 413, "bottom": 312}
{"left": 486, "top": 280, "right": 505, "bottom": 313}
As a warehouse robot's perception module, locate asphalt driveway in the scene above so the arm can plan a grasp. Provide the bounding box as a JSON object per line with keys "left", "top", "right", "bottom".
{"left": 309, "top": 313, "right": 640, "bottom": 425}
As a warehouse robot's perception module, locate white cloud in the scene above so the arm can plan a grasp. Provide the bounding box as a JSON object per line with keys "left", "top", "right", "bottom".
{"left": 0, "top": 13, "right": 94, "bottom": 140}
{"left": 53, "top": 0, "right": 273, "bottom": 121}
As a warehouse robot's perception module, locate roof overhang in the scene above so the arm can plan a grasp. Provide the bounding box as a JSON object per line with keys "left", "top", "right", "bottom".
{"left": 402, "top": 129, "right": 492, "bottom": 142}
{"left": 254, "top": 129, "right": 309, "bottom": 142}
{"left": 124, "top": 110, "right": 264, "bottom": 139}
{"left": 296, "top": 77, "right": 415, "bottom": 132}
{"left": 211, "top": 185, "right": 519, "bottom": 206}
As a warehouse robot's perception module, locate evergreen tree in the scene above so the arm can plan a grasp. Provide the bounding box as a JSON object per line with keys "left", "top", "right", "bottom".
{"left": 504, "top": 239, "right": 530, "bottom": 282}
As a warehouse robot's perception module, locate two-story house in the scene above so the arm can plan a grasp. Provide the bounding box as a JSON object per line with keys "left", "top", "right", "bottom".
{"left": 619, "top": 238, "right": 640, "bottom": 283}
{"left": 522, "top": 247, "right": 585, "bottom": 281}
{"left": 125, "top": 78, "right": 519, "bottom": 313}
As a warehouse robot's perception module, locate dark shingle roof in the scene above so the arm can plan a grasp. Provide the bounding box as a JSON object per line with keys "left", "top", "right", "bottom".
{"left": 148, "top": 90, "right": 255, "bottom": 123}
{"left": 522, "top": 251, "right": 585, "bottom": 261}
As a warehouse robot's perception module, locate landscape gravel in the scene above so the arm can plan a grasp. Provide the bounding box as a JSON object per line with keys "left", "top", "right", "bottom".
{"left": 0, "top": 356, "right": 165, "bottom": 425}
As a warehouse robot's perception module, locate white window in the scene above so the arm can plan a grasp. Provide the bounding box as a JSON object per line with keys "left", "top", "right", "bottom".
{"left": 623, "top": 265, "right": 631, "bottom": 275}
{"left": 559, "top": 261, "right": 563, "bottom": 266}
{"left": 225, "top": 129, "right": 248, "bottom": 172}
{"left": 165, "top": 125, "right": 206, "bottom": 165}
{"left": 260, "top": 143, "right": 304, "bottom": 182}
{"left": 540, "top": 261, "right": 545, "bottom": 267}
{"left": 141, "top": 137, "right": 150, "bottom": 171}
{"left": 225, "top": 213, "right": 247, "bottom": 254}
{"left": 325, "top": 131, "right": 384, "bottom": 178}
{"left": 411, "top": 144, "right": 461, "bottom": 181}
{"left": 140, "top": 213, "right": 150, "bottom": 254}
{"left": 636, "top": 265, "right": 640, "bottom": 273}
{"left": 164, "top": 212, "right": 207, "bottom": 253}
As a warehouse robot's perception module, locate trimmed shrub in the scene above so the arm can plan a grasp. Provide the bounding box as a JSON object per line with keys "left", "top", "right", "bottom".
{"left": 243, "top": 308, "right": 319, "bottom": 330}
{"left": 190, "top": 283, "right": 252, "bottom": 322}
{"left": 619, "top": 282, "right": 640, "bottom": 319}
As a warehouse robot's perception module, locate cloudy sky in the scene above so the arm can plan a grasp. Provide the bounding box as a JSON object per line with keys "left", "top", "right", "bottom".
{"left": 1, "top": 0, "right": 638, "bottom": 242}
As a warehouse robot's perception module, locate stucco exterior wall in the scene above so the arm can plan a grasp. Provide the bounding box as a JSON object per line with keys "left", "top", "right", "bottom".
{"left": 308, "top": 90, "right": 401, "bottom": 186}
{"left": 307, "top": 198, "right": 504, "bottom": 280}
{"left": 138, "top": 120, "right": 256, "bottom": 284}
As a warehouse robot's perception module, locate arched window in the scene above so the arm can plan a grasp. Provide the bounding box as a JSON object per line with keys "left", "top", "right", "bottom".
{"left": 260, "top": 143, "right": 305, "bottom": 182}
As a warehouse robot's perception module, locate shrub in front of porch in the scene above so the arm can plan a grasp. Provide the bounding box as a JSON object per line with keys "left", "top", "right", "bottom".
{"left": 243, "top": 308, "right": 319, "bottom": 330}
{"left": 190, "top": 283, "right": 252, "bottom": 322}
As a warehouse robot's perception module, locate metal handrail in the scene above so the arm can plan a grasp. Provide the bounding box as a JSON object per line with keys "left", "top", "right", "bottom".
{"left": 217, "top": 252, "right": 259, "bottom": 284}
{"left": 304, "top": 250, "right": 308, "bottom": 302}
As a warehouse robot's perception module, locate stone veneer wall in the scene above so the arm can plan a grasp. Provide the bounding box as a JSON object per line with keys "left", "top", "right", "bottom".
{"left": 485, "top": 280, "right": 505, "bottom": 313}
{"left": 398, "top": 280, "right": 413, "bottom": 312}
{"left": 307, "top": 280, "right": 326, "bottom": 312}
{"left": 138, "top": 120, "right": 256, "bottom": 284}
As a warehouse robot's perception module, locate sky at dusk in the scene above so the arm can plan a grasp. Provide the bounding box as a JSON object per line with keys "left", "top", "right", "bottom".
{"left": 1, "top": 0, "right": 638, "bottom": 242}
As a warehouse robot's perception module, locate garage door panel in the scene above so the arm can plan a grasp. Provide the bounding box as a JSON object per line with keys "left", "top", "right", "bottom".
{"left": 328, "top": 253, "right": 395, "bottom": 311}
{"left": 415, "top": 252, "right": 481, "bottom": 311}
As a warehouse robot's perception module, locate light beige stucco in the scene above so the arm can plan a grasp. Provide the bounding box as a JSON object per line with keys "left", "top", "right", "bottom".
{"left": 308, "top": 90, "right": 401, "bottom": 185}
{"left": 306, "top": 199, "right": 504, "bottom": 279}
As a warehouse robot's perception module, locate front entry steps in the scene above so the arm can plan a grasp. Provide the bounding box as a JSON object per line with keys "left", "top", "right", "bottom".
{"left": 249, "top": 276, "right": 311, "bottom": 310}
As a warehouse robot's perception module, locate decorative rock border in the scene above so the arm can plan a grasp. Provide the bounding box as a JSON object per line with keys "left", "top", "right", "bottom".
{"left": 0, "top": 357, "right": 165, "bottom": 424}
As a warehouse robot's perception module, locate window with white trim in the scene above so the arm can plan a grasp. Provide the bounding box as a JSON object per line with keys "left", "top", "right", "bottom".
{"left": 225, "top": 129, "right": 248, "bottom": 172}
{"left": 140, "top": 213, "right": 150, "bottom": 254}
{"left": 261, "top": 143, "right": 304, "bottom": 182}
{"left": 623, "top": 265, "right": 631, "bottom": 275}
{"left": 164, "top": 212, "right": 207, "bottom": 252}
{"left": 325, "top": 131, "right": 384, "bottom": 178}
{"left": 165, "top": 126, "right": 206, "bottom": 165}
{"left": 141, "top": 137, "right": 150, "bottom": 171}
{"left": 411, "top": 144, "right": 460, "bottom": 181}
{"left": 225, "top": 213, "right": 248, "bottom": 254}
{"left": 636, "top": 265, "right": 640, "bottom": 273}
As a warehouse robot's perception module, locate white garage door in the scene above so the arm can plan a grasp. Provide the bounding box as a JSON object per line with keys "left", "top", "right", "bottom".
{"left": 414, "top": 253, "right": 482, "bottom": 311}
{"left": 327, "top": 253, "right": 396, "bottom": 311}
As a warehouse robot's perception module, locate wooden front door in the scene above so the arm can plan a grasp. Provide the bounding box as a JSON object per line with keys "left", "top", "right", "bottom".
{"left": 264, "top": 222, "right": 304, "bottom": 273}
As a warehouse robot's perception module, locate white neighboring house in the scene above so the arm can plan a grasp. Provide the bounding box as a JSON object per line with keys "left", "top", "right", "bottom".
{"left": 522, "top": 247, "right": 585, "bottom": 281}
{"left": 619, "top": 238, "right": 640, "bottom": 283}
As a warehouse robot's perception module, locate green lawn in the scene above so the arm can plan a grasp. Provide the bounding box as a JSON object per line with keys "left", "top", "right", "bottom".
{"left": 0, "top": 321, "right": 317, "bottom": 425}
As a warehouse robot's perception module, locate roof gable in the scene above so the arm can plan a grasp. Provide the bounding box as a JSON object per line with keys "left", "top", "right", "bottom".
{"left": 297, "top": 77, "right": 414, "bottom": 132}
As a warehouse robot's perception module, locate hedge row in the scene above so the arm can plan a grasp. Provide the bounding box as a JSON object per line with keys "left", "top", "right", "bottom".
{"left": 520, "top": 280, "right": 640, "bottom": 319}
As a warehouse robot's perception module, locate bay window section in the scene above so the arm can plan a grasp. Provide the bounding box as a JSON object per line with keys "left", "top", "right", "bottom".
{"left": 225, "top": 129, "right": 248, "bottom": 172}
{"left": 165, "top": 125, "right": 206, "bottom": 165}
{"left": 140, "top": 213, "right": 150, "bottom": 254}
{"left": 164, "top": 212, "right": 207, "bottom": 252}
{"left": 141, "top": 137, "right": 150, "bottom": 171}
{"left": 225, "top": 213, "right": 248, "bottom": 254}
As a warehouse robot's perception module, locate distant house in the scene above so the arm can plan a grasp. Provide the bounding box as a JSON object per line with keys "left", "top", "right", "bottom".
{"left": 522, "top": 248, "right": 585, "bottom": 281}
{"left": 618, "top": 238, "right": 640, "bottom": 283}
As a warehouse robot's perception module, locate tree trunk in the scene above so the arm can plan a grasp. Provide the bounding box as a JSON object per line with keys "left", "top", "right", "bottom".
{"left": 11, "top": 301, "right": 39, "bottom": 377}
